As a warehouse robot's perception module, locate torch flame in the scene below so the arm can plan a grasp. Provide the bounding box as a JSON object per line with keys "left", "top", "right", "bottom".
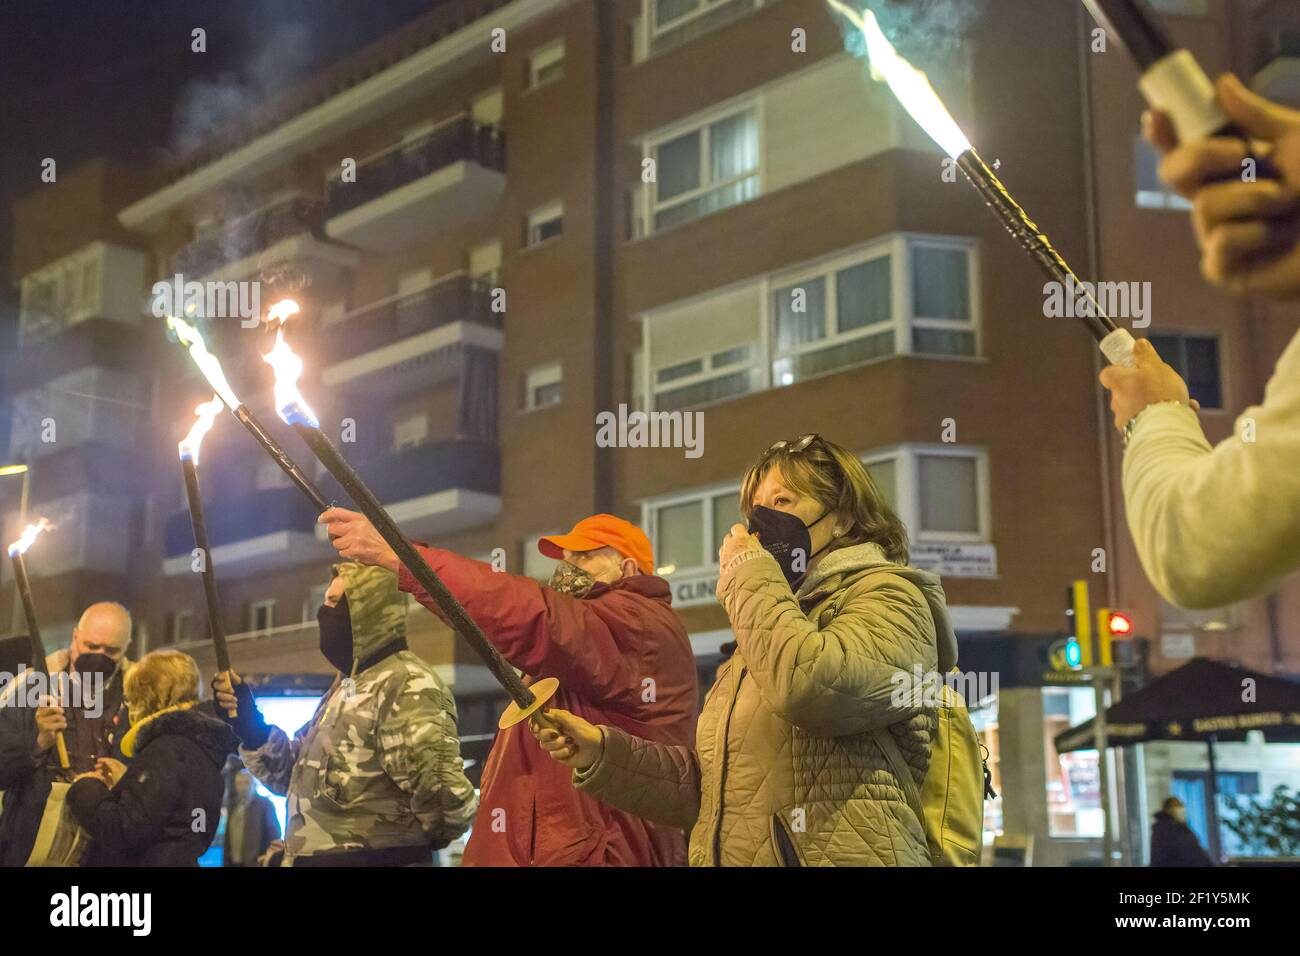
{"left": 167, "top": 315, "right": 242, "bottom": 410}
{"left": 178, "top": 395, "right": 226, "bottom": 464}
{"left": 826, "top": 0, "right": 973, "bottom": 159}
{"left": 8, "top": 518, "right": 53, "bottom": 558}
{"left": 267, "top": 298, "right": 301, "bottom": 326}
{"left": 262, "top": 327, "right": 320, "bottom": 429}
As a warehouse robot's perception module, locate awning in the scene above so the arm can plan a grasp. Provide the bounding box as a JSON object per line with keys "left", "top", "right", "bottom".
{"left": 1054, "top": 656, "right": 1300, "bottom": 753}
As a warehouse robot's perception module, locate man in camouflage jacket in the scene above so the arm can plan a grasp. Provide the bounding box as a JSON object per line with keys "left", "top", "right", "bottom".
{"left": 214, "top": 563, "right": 476, "bottom": 866}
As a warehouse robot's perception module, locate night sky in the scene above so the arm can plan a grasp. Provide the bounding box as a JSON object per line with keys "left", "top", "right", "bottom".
{"left": 0, "top": 0, "right": 448, "bottom": 330}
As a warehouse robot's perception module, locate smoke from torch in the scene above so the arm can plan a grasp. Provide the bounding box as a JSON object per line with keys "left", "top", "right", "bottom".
{"left": 826, "top": 0, "right": 1137, "bottom": 367}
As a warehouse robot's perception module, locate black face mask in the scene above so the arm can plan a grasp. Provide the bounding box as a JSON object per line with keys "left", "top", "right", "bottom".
{"left": 73, "top": 652, "right": 120, "bottom": 681}
{"left": 748, "top": 505, "right": 833, "bottom": 586}
{"left": 317, "top": 596, "right": 354, "bottom": 673}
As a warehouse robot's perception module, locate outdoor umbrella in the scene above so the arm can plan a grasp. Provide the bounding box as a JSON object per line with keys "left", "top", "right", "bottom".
{"left": 1054, "top": 656, "right": 1300, "bottom": 860}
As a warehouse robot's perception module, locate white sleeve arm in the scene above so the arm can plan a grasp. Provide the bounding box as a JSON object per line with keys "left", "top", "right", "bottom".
{"left": 1122, "top": 333, "right": 1300, "bottom": 609}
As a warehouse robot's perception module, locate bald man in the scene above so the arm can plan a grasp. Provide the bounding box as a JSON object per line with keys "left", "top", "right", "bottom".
{"left": 0, "top": 601, "right": 134, "bottom": 866}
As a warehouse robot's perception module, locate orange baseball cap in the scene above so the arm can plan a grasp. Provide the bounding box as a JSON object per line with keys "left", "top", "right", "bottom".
{"left": 538, "top": 514, "right": 654, "bottom": 575}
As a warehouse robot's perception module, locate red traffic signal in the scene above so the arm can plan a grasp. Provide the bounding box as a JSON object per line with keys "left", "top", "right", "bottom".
{"left": 1107, "top": 611, "right": 1133, "bottom": 636}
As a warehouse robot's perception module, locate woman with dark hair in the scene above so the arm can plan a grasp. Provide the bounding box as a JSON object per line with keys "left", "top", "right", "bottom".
{"left": 533, "top": 434, "right": 958, "bottom": 866}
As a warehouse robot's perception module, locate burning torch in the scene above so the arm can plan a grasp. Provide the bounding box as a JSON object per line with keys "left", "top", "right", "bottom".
{"left": 179, "top": 396, "right": 233, "bottom": 673}
{"left": 827, "top": 0, "right": 1137, "bottom": 368}
{"left": 167, "top": 312, "right": 330, "bottom": 511}
{"left": 261, "top": 321, "right": 557, "bottom": 730}
{"left": 8, "top": 518, "right": 69, "bottom": 769}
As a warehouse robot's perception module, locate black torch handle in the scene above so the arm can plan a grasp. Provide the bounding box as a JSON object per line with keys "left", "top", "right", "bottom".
{"left": 11, "top": 553, "right": 48, "bottom": 678}
{"left": 957, "top": 149, "right": 1118, "bottom": 342}
{"left": 232, "top": 405, "right": 330, "bottom": 511}
{"left": 181, "top": 458, "right": 232, "bottom": 673}
{"left": 12, "top": 551, "right": 69, "bottom": 769}
{"left": 292, "top": 424, "right": 536, "bottom": 710}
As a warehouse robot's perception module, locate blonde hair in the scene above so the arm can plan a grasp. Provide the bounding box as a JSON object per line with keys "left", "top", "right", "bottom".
{"left": 740, "top": 436, "right": 909, "bottom": 564}
{"left": 123, "top": 649, "right": 201, "bottom": 722}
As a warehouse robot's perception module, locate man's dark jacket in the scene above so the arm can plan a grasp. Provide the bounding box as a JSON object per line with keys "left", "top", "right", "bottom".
{"left": 0, "top": 666, "right": 127, "bottom": 867}
{"left": 1150, "top": 811, "right": 1215, "bottom": 866}
{"left": 223, "top": 792, "right": 280, "bottom": 866}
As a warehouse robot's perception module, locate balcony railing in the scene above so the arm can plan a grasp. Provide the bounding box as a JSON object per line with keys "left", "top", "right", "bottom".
{"left": 319, "top": 275, "right": 500, "bottom": 364}
{"left": 163, "top": 485, "right": 321, "bottom": 558}
{"left": 172, "top": 195, "right": 322, "bottom": 278}
{"left": 324, "top": 118, "right": 505, "bottom": 221}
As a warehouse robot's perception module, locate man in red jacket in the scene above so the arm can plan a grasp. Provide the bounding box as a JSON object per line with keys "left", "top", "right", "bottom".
{"left": 318, "top": 509, "right": 698, "bottom": 866}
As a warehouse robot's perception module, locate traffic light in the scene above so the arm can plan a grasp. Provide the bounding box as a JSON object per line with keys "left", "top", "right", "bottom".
{"left": 1096, "top": 608, "right": 1133, "bottom": 667}
{"left": 1065, "top": 580, "right": 1091, "bottom": 668}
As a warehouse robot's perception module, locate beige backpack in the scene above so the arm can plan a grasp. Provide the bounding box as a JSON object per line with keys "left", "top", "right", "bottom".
{"left": 872, "top": 684, "right": 987, "bottom": 867}
{"left": 815, "top": 573, "right": 989, "bottom": 867}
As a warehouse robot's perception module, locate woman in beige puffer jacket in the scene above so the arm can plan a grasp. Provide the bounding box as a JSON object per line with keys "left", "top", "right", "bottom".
{"left": 534, "top": 435, "right": 959, "bottom": 866}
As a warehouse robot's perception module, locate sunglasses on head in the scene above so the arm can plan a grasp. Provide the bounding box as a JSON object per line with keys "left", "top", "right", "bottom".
{"left": 766, "top": 433, "right": 822, "bottom": 455}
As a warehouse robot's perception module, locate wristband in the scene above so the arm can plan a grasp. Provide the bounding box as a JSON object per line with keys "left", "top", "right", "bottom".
{"left": 1123, "top": 400, "right": 1192, "bottom": 448}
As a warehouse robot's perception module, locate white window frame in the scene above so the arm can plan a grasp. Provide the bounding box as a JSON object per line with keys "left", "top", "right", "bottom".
{"left": 906, "top": 237, "right": 982, "bottom": 356}
{"left": 638, "top": 234, "right": 980, "bottom": 411}
{"left": 303, "top": 584, "right": 328, "bottom": 623}
{"left": 870, "top": 444, "right": 991, "bottom": 544}
{"left": 525, "top": 200, "right": 564, "bottom": 247}
{"left": 643, "top": 99, "right": 763, "bottom": 235}
{"left": 393, "top": 410, "right": 430, "bottom": 450}
{"left": 524, "top": 361, "right": 563, "bottom": 411}
{"left": 769, "top": 236, "right": 901, "bottom": 379}
{"left": 169, "top": 610, "right": 193, "bottom": 646}
{"left": 647, "top": 0, "right": 751, "bottom": 41}
{"left": 641, "top": 445, "right": 990, "bottom": 575}
{"left": 249, "top": 599, "right": 276, "bottom": 633}
{"left": 527, "top": 39, "right": 566, "bottom": 89}
{"left": 642, "top": 481, "right": 742, "bottom": 576}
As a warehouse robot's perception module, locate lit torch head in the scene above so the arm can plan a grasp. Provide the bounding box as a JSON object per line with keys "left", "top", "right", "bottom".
{"left": 167, "top": 315, "right": 242, "bottom": 410}
{"left": 267, "top": 298, "right": 301, "bottom": 327}
{"left": 261, "top": 320, "right": 320, "bottom": 429}
{"left": 826, "top": 0, "right": 972, "bottom": 159}
{"left": 178, "top": 395, "right": 226, "bottom": 465}
{"left": 8, "top": 518, "right": 53, "bottom": 558}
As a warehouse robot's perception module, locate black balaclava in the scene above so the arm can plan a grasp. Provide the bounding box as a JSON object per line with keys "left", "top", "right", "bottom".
{"left": 317, "top": 596, "right": 355, "bottom": 673}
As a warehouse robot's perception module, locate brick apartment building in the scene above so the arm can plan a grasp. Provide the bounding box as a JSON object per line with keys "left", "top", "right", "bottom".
{"left": 4, "top": 0, "right": 1299, "bottom": 864}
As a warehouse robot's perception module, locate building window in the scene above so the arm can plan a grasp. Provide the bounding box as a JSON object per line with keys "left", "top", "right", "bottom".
{"left": 524, "top": 362, "right": 563, "bottom": 410}
{"left": 640, "top": 236, "right": 978, "bottom": 412}
{"left": 1147, "top": 0, "right": 1209, "bottom": 15}
{"left": 649, "top": 106, "right": 760, "bottom": 232}
{"left": 525, "top": 201, "right": 564, "bottom": 247}
{"left": 528, "top": 40, "right": 565, "bottom": 88}
{"left": 303, "top": 584, "right": 328, "bottom": 622}
{"left": 649, "top": 489, "right": 742, "bottom": 575}
{"left": 163, "top": 610, "right": 193, "bottom": 647}
{"left": 250, "top": 600, "right": 275, "bottom": 633}
{"left": 644, "top": 0, "right": 760, "bottom": 56}
{"left": 254, "top": 461, "right": 291, "bottom": 491}
{"left": 1043, "top": 687, "right": 1104, "bottom": 839}
{"left": 523, "top": 533, "right": 562, "bottom": 580}
{"left": 393, "top": 411, "right": 429, "bottom": 450}
{"left": 1147, "top": 333, "right": 1223, "bottom": 409}
{"left": 866, "top": 446, "right": 988, "bottom": 543}
{"left": 1135, "top": 135, "right": 1193, "bottom": 210}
